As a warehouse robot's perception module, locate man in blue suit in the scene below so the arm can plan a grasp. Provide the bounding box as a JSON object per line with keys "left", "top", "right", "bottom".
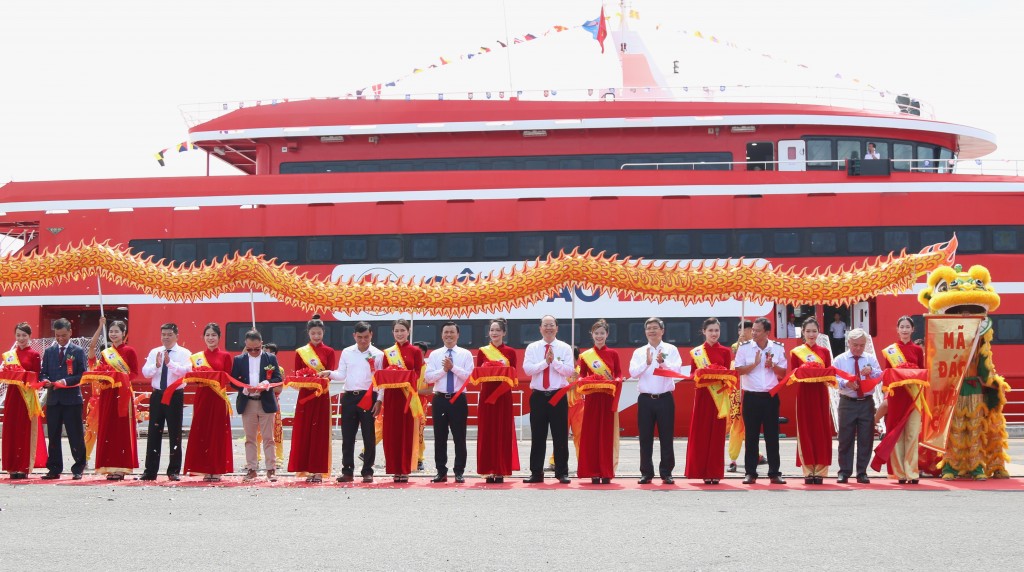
{"left": 39, "top": 318, "right": 88, "bottom": 479}
{"left": 231, "top": 329, "right": 283, "bottom": 482}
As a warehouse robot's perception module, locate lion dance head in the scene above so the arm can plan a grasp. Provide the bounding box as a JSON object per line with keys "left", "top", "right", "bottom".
{"left": 918, "top": 264, "right": 1000, "bottom": 316}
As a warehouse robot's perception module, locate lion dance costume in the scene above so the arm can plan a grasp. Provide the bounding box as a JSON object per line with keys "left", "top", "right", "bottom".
{"left": 918, "top": 264, "right": 1011, "bottom": 480}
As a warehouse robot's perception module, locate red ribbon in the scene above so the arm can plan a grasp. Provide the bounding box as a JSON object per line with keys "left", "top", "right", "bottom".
{"left": 652, "top": 367, "right": 682, "bottom": 379}
{"left": 373, "top": 367, "right": 418, "bottom": 413}
{"left": 547, "top": 380, "right": 578, "bottom": 406}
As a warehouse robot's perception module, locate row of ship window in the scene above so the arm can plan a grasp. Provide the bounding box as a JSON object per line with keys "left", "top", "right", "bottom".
{"left": 226, "top": 315, "right": 1024, "bottom": 353}
{"left": 129, "top": 225, "right": 1019, "bottom": 267}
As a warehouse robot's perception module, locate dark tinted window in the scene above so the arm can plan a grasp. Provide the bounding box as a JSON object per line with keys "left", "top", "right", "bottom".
{"left": 131, "top": 239, "right": 164, "bottom": 259}
{"left": 378, "top": 238, "right": 402, "bottom": 261}
{"left": 810, "top": 232, "right": 837, "bottom": 254}
{"left": 445, "top": 236, "right": 474, "bottom": 258}
{"left": 665, "top": 322, "right": 692, "bottom": 346}
{"left": 482, "top": 236, "right": 509, "bottom": 258}
{"left": 665, "top": 233, "right": 691, "bottom": 256}
{"left": 555, "top": 234, "right": 581, "bottom": 254}
{"left": 270, "top": 325, "right": 297, "bottom": 349}
{"left": 411, "top": 237, "right": 438, "bottom": 260}
{"left": 628, "top": 322, "right": 646, "bottom": 345}
{"left": 994, "top": 230, "right": 1018, "bottom": 252}
{"left": 773, "top": 232, "right": 800, "bottom": 254}
{"left": 591, "top": 234, "right": 618, "bottom": 254}
{"left": 518, "top": 235, "right": 545, "bottom": 258}
{"left": 342, "top": 239, "right": 367, "bottom": 261}
{"left": 519, "top": 323, "right": 541, "bottom": 346}
{"left": 626, "top": 233, "right": 654, "bottom": 257}
{"left": 848, "top": 231, "right": 874, "bottom": 254}
{"left": 374, "top": 325, "right": 395, "bottom": 347}
{"left": 270, "top": 239, "right": 300, "bottom": 263}
{"left": 700, "top": 233, "right": 727, "bottom": 256}
{"left": 240, "top": 240, "right": 264, "bottom": 256}
{"left": 738, "top": 232, "right": 764, "bottom": 255}
{"left": 995, "top": 317, "right": 1022, "bottom": 343}
{"left": 206, "top": 241, "right": 231, "bottom": 263}
{"left": 806, "top": 140, "right": 833, "bottom": 169}
{"left": 958, "top": 230, "right": 983, "bottom": 253}
{"left": 883, "top": 231, "right": 911, "bottom": 253}
{"left": 414, "top": 324, "right": 438, "bottom": 348}
{"left": 308, "top": 239, "right": 334, "bottom": 263}
{"left": 172, "top": 242, "right": 196, "bottom": 265}
{"left": 920, "top": 230, "right": 949, "bottom": 249}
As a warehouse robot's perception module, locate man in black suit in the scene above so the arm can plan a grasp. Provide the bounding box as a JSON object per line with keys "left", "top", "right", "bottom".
{"left": 39, "top": 318, "right": 88, "bottom": 480}
{"left": 231, "top": 330, "right": 283, "bottom": 482}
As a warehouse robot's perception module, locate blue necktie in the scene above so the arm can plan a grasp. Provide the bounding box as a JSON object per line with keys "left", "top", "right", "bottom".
{"left": 446, "top": 349, "right": 454, "bottom": 393}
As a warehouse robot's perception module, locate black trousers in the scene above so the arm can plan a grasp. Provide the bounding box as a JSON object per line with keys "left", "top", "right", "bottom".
{"left": 432, "top": 393, "right": 468, "bottom": 476}
{"left": 145, "top": 389, "right": 184, "bottom": 476}
{"left": 341, "top": 391, "right": 377, "bottom": 476}
{"left": 742, "top": 391, "right": 781, "bottom": 477}
{"left": 837, "top": 397, "right": 876, "bottom": 478}
{"left": 637, "top": 393, "right": 675, "bottom": 478}
{"left": 45, "top": 403, "right": 86, "bottom": 475}
{"left": 529, "top": 390, "right": 569, "bottom": 477}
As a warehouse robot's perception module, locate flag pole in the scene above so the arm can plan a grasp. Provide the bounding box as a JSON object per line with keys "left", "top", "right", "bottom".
{"left": 97, "top": 276, "right": 107, "bottom": 350}
{"left": 250, "top": 290, "right": 256, "bottom": 329}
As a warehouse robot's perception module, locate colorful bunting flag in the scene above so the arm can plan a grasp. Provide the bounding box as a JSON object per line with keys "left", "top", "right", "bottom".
{"left": 154, "top": 149, "right": 167, "bottom": 167}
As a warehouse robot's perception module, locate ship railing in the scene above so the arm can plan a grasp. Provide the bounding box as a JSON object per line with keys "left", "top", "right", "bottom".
{"left": 179, "top": 84, "right": 933, "bottom": 128}
{"left": 622, "top": 158, "right": 1023, "bottom": 177}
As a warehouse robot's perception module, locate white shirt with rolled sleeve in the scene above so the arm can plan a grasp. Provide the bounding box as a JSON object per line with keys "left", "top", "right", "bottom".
{"left": 522, "top": 339, "right": 574, "bottom": 391}
{"left": 832, "top": 350, "right": 883, "bottom": 398}
{"left": 628, "top": 342, "right": 683, "bottom": 394}
{"left": 424, "top": 345, "right": 474, "bottom": 393}
{"left": 735, "top": 340, "right": 787, "bottom": 392}
{"left": 328, "top": 345, "right": 384, "bottom": 401}
{"left": 141, "top": 344, "right": 192, "bottom": 391}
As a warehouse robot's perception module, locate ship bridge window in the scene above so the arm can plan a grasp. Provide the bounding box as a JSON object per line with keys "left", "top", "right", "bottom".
{"left": 664, "top": 233, "right": 691, "bottom": 255}
{"left": 745, "top": 142, "right": 774, "bottom": 171}
{"left": 271, "top": 239, "right": 300, "bottom": 263}
{"left": 411, "top": 237, "right": 438, "bottom": 260}
{"left": 810, "top": 231, "right": 837, "bottom": 254}
{"left": 806, "top": 140, "right": 834, "bottom": 170}
{"left": 240, "top": 240, "right": 264, "bottom": 256}
{"left": 916, "top": 145, "right": 938, "bottom": 172}
{"left": 342, "top": 239, "right": 367, "bottom": 261}
{"left": 308, "top": 239, "right": 334, "bottom": 263}
{"left": 172, "top": 242, "right": 197, "bottom": 265}
{"left": 445, "top": 236, "right": 474, "bottom": 259}
{"left": 737, "top": 232, "right": 764, "bottom": 255}
{"left": 838, "top": 140, "right": 861, "bottom": 166}
{"left": 206, "top": 240, "right": 231, "bottom": 263}
{"left": 700, "top": 233, "right": 728, "bottom": 256}
{"left": 626, "top": 233, "right": 654, "bottom": 257}
{"left": 883, "top": 231, "right": 910, "bottom": 252}
{"left": 773, "top": 232, "right": 800, "bottom": 254}
{"left": 938, "top": 148, "right": 954, "bottom": 173}
{"left": 377, "top": 238, "right": 402, "bottom": 261}
{"left": 847, "top": 231, "right": 874, "bottom": 253}
{"left": 866, "top": 141, "right": 889, "bottom": 160}
{"left": 994, "top": 230, "right": 1018, "bottom": 252}
{"left": 482, "top": 236, "right": 509, "bottom": 258}
{"left": 518, "top": 235, "right": 545, "bottom": 258}
{"left": 893, "top": 143, "right": 913, "bottom": 171}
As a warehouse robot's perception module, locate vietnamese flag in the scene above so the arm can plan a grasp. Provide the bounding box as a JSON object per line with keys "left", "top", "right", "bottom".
{"left": 597, "top": 6, "right": 607, "bottom": 53}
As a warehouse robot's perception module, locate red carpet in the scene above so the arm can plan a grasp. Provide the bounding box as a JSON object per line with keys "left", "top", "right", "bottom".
{"left": 4, "top": 475, "right": 1023, "bottom": 491}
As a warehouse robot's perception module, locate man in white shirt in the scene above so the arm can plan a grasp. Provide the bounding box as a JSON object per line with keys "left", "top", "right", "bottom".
{"left": 628, "top": 317, "right": 683, "bottom": 484}
{"left": 864, "top": 142, "right": 881, "bottom": 160}
{"left": 832, "top": 328, "right": 883, "bottom": 484}
{"left": 139, "top": 323, "right": 192, "bottom": 481}
{"left": 424, "top": 322, "right": 474, "bottom": 483}
{"left": 321, "top": 321, "right": 384, "bottom": 483}
{"left": 734, "top": 317, "right": 787, "bottom": 485}
{"left": 829, "top": 313, "right": 848, "bottom": 357}
{"left": 522, "top": 315, "right": 575, "bottom": 484}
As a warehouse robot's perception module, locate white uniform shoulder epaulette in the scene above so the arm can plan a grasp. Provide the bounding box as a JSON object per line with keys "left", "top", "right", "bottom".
{"left": 740, "top": 340, "right": 755, "bottom": 346}
{"left": 771, "top": 340, "right": 784, "bottom": 347}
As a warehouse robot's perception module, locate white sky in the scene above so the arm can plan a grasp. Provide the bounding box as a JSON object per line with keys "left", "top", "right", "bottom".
{"left": 2, "top": 0, "right": 1021, "bottom": 182}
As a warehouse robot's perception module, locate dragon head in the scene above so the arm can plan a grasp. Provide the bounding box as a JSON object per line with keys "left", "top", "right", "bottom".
{"left": 919, "top": 264, "right": 999, "bottom": 315}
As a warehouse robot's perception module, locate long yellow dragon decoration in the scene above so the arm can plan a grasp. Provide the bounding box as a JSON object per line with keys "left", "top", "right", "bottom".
{"left": 0, "top": 237, "right": 957, "bottom": 315}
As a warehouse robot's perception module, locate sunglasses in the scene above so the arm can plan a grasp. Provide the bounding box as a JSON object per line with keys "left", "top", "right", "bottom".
{"left": 246, "top": 347, "right": 262, "bottom": 354}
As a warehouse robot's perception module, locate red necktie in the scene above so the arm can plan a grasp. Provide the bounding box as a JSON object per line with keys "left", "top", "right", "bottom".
{"left": 854, "top": 355, "right": 863, "bottom": 398}
{"left": 542, "top": 344, "right": 551, "bottom": 389}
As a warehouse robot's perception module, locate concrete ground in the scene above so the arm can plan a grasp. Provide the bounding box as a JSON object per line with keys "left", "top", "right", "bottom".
{"left": 2, "top": 435, "right": 1023, "bottom": 570}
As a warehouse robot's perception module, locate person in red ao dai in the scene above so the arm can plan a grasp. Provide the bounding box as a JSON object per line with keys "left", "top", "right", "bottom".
{"left": 576, "top": 319, "right": 622, "bottom": 484}
{"left": 685, "top": 317, "right": 733, "bottom": 485}
{"left": 788, "top": 317, "right": 833, "bottom": 485}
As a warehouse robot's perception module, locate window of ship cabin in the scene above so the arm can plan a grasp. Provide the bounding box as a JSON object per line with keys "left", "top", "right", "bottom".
{"left": 131, "top": 239, "right": 163, "bottom": 260}
{"left": 866, "top": 141, "right": 889, "bottom": 160}
{"left": 377, "top": 238, "right": 402, "bottom": 261}
{"left": 270, "top": 325, "right": 297, "bottom": 349}
{"left": 806, "top": 140, "right": 834, "bottom": 170}
{"left": 893, "top": 143, "right": 914, "bottom": 171}
{"left": 482, "top": 236, "right": 509, "bottom": 258}
{"left": 342, "top": 239, "right": 367, "bottom": 261}
{"left": 271, "top": 239, "right": 300, "bottom": 264}
{"left": 994, "top": 229, "right": 1018, "bottom": 252}
{"left": 700, "top": 233, "right": 728, "bottom": 256}
{"left": 518, "top": 235, "right": 545, "bottom": 258}
{"left": 737, "top": 232, "right": 764, "bottom": 255}
{"left": 838, "top": 140, "right": 861, "bottom": 167}
{"left": 810, "top": 232, "right": 837, "bottom": 254}
{"left": 745, "top": 142, "right": 774, "bottom": 171}
{"left": 664, "top": 233, "right": 692, "bottom": 255}
{"left": 414, "top": 324, "right": 438, "bottom": 348}
{"left": 883, "top": 231, "right": 910, "bottom": 252}
{"left": 172, "top": 242, "right": 197, "bottom": 265}
{"left": 994, "top": 317, "right": 1022, "bottom": 343}
{"left": 625, "top": 233, "right": 655, "bottom": 257}
{"left": 665, "top": 322, "right": 693, "bottom": 346}
{"left": 773, "top": 232, "right": 801, "bottom": 254}
{"left": 445, "top": 236, "right": 474, "bottom": 259}
{"left": 956, "top": 230, "right": 983, "bottom": 252}
{"left": 590, "top": 234, "right": 618, "bottom": 254}
{"left": 411, "top": 237, "right": 438, "bottom": 260}
{"left": 206, "top": 241, "right": 231, "bottom": 263}
{"left": 555, "top": 234, "right": 581, "bottom": 254}
{"left": 240, "top": 240, "right": 264, "bottom": 256}
{"left": 847, "top": 231, "right": 874, "bottom": 254}
{"left": 308, "top": 239, "right": 334, "bottom": 263}
{"left": 938, "top": 148, "right": 954, "bottom": 173}
{"left": 916, "top": 145, "right": 938, "bottom": 172}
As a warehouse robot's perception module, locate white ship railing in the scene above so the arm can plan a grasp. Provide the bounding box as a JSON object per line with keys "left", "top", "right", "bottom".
{"left": 622, "top": 158, "right": 1023, "bottom": 177}
{"left": 180, "top": 84, "right": 933, "bottom": 128}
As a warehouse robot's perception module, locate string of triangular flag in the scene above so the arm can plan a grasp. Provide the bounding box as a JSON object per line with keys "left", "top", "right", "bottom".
{"left": 154, "top": 141, "right": 199, "bottom": 167}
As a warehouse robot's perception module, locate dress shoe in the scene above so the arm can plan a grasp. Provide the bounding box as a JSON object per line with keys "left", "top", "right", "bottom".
{"left": 485, "top": 476, "right": 496, "bottom": 484}
{"left": 591, "top": 477, "right": 601, "bottom": 485}
{"left": 72, "top": 473, "right": 83, "bottom": 480}
{"left": 523, "top": 474, "right": 544, "bottom": 484}
{"left": 10, "top": 472, "right": 27, "bottom": 480}
{"left": 909, "top": 479, "right": 919, "bottom": 485}
{"left": 856, "top": 475, "right": 870, "bottom": 484}
{"left": 243, "top": 469, "right": 257, "bottom": 482}
{"left": 742, "top": 475, "right": 757, "bottom": 485}
{"left": 431, "top": 474, "right": 448, "bottom": 483}
{"left": 362, "top": 475, "right": 373, "bottom": 483}
{"left": 600, "top": 478, "right": 611, "bottom": 485}
{"left": 898, "top": 479, "right": 907, "bottom": 484}
{"left": 727, "top": 462, "right": 738, "bottom": 473}
{"left": 454, "top": 474, "right": 465, "bottom": 484}
{"left": 769, "top": 476, "right": 786, "bottom": 485}
{"left": 307, "top": 474, "right": 323, "bottom": 483}
{"left": 336, "top": 474, "right": 354, "bottom": 483}
{"left": 837, "top": 475, "right": 849, "bottom": 484}
{"left": 557, "top": 475, "right": 571, "bottom": 484}
{"left": 41, "top": 473, "right": 60, "bottom": 480}
{"left": 167, "top": 474, "right": 181, "bottom": 482}
{"left": 137, "top": 473, "right": 156, "bottom": 481}
{"left": 710, "top": 479, "right": 720, "bottom": 485}
{"left": 637, "top": 476, "right": 653, "bottom": 485}
{"left": 662, "top": 477, "right": 675, "bottom": 485}
{"left": 493, "top": 476, "right": 504, "bottom": 484}
{"left": 805, "top": 477, "right": 814, "bottom": 485}
{"left": 266, "top": 470, "right": 277, "bottom": 483}
{"left": 107, "top": 473, "right": 126, "bottom": 481}
{"left": 813, "top": 477, "right": 823, "bottom": 485}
